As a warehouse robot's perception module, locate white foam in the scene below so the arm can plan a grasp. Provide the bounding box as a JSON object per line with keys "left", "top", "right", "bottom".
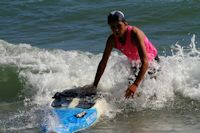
{"left": 0, "top": 35, "right": 200, "bottom": 130}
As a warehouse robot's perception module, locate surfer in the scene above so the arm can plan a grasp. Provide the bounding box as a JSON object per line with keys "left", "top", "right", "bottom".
{"left": 91, "top": 11, "right": 159, "bottom": 98}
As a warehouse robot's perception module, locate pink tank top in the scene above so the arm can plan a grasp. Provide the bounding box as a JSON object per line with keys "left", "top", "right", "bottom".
{"left": 114, "top": 26, "right": 158, "bottom": 61}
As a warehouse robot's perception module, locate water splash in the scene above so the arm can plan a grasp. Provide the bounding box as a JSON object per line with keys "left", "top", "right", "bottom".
{"left": 0, "top": 35, "right": 199, "bottom": 131}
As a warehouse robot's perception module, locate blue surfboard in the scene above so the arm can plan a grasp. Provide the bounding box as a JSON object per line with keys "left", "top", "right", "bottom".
{"left": 41, "top": 87, "right": 99, "bottom": 133}
{"left": 47, "top": 107, "right": 98, "bottom": 133}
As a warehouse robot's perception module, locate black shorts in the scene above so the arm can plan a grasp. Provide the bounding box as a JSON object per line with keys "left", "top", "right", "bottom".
{"left": 128, "top": 55, "right": 160, "bottom": 84}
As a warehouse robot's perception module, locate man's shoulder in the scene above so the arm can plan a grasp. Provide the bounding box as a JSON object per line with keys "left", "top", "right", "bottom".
{"left": 107, "top": 34, "right": 115, "bottom": 47}
{"left": 108, "top": 34, "right": 115, "bottom": 40}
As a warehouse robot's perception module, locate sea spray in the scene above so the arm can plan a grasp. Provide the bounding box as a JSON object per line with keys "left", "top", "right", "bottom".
{"left": 0, "top": 34, "right": 200, "bottom": 132}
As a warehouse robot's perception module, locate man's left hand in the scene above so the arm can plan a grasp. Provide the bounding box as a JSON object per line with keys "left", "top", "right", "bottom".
{"left": 124, "top": 84, "right": 138, "bottom": 99}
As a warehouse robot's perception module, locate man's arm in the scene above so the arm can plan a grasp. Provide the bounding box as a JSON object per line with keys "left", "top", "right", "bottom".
{"left": 93, "top": 35, "right": 114, "bottom": 88}
{"left": 132, "top": 26, "right": 149, "bottom": 87}
{"left": 125, "top": 27, "right": 149, "bottom": 98}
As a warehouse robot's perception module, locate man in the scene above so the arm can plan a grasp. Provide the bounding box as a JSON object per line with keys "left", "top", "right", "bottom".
{"left": 92, "top": 11, "right": 158, "bottom": 98}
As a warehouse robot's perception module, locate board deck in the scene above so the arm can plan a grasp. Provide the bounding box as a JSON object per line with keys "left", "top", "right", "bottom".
{"left": 48, "top": 107, "right": 98, "bottom": 133}
{"left": 42, "top": 87, "right": 100, "bottom": 133}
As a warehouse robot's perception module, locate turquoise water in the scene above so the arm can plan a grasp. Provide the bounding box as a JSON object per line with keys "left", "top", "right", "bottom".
{"left": 0, "top": 0, "right": 200, "bottom": 133}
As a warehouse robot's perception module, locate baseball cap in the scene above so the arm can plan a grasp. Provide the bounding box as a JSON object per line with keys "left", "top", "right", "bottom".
{"left": 107, "top": 10, "right": 126, "bottom": 24}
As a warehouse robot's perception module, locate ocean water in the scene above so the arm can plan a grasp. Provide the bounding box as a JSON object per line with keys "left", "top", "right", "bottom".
{"left": 0, "top": 0, "right": 200, "bottom": 133}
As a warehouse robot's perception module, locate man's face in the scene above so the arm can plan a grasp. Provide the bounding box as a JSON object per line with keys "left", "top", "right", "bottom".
{"left": 109, "top": 21, "right": 127, "bottom": 37}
